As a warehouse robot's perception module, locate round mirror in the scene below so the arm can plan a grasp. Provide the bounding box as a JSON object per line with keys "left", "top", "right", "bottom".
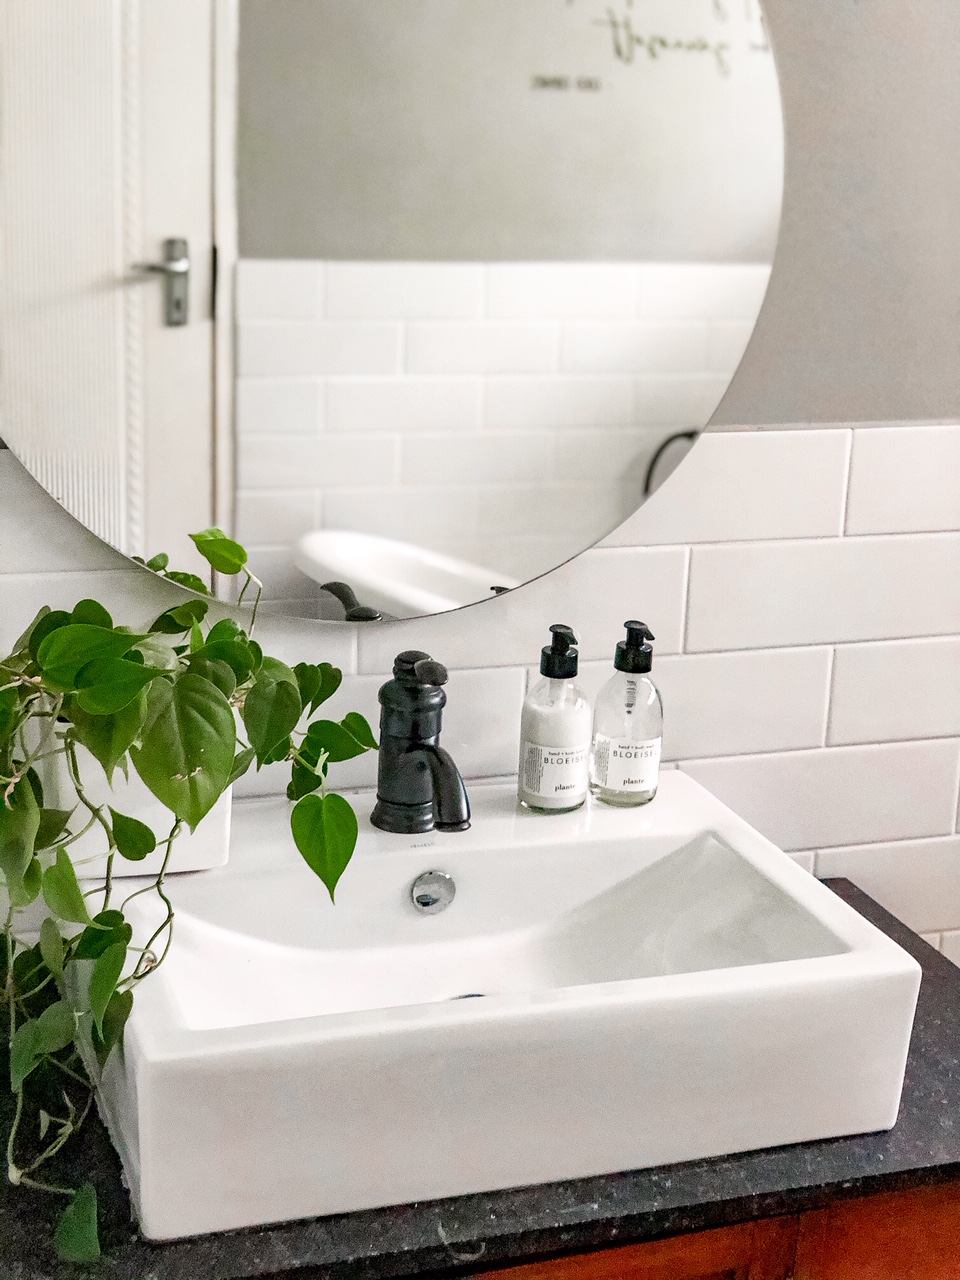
{"left": 0, "top": 0, "right": 782, "bottom": 621}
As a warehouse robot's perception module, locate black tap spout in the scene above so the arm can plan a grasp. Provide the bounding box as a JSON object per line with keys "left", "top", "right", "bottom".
{"left": 417, "top": 743, "right": 471, "bottom": 832}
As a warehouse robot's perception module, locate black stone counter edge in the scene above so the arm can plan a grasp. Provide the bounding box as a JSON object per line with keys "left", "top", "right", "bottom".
{"left": 5, "top": 879, "right": 960, "bottom": 1280}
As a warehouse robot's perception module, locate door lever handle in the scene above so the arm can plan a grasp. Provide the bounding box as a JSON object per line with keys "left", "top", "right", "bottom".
{"left": 133, "top": 237, "right": 189, "bottom": 326}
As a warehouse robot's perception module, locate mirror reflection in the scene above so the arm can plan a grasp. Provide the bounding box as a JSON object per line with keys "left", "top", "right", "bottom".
{"left": 0, "top": 0, "right": 783, "bottom": 621}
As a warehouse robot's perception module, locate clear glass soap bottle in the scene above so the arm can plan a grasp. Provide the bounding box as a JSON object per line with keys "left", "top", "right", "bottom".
{"left": 518, "top": 624, "right": 592, "bottom": 813}
{"left": 589, "top": 621, "right": 662, "bottom": 807}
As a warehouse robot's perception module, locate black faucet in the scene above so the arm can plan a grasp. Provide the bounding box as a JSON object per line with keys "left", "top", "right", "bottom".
{"left": 370, "top": 650, "right": 471, "bottom": 834}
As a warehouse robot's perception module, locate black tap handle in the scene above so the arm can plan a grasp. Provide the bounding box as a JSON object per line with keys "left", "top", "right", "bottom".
{"left": 413, "top": 659, "right": 448, "bottom": 686}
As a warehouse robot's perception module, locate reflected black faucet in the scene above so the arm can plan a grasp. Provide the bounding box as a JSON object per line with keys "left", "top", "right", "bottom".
{"left": 370, "top": 650, "right": 471, "bottom": 834}
{"left": 320, "top": 581, "right": 384, "bottom": 622}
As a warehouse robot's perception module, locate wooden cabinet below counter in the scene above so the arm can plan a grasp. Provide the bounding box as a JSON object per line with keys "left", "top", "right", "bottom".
{"left": 477, "top": 1182, "right": 960, "bottom": 1280}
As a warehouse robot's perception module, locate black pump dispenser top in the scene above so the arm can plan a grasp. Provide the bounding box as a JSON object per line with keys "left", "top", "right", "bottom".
{"left": 540, "top": 624, "right": 579, "bottom": 679}
{"left": 615, "top": 620, "right": 655, "bottom": 674}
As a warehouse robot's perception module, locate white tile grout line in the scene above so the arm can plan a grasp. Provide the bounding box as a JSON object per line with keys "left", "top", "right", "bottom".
{"left": 840, "top": 426, "right": 855, "bottom": 537}
{"left": 811, "top": 834, "right": 960, "bottom": 854}
{"left": 674, "top": 735, "right": 960, "bottom": 767}
{"left": 597, "top": 529, "right": 960, "bottom": 553}
{"left": 822, "top": 646, "right": 837, "bottom": 748}
{"left": 679, "top": 545, "right": 693, "bottom": 654}
{"left": 676, "top": 633, "right": 960, "bottom": 656}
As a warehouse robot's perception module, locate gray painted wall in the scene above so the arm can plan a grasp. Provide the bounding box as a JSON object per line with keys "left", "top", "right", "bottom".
{"left": 713, "top": 0, "right": 960, "bottom": 426}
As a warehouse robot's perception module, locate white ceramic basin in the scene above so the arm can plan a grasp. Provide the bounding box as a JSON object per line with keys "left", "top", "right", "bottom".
{"left": 101, "top": 774, "right": 920, "bottom": 1240}
{"left": 293, "top": 529, "right": 520, "bottom": 617}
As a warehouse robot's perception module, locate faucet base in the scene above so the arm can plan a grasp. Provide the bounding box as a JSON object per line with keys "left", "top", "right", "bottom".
{"left": 370, "top": 799, "right": 435, "bottom": 834}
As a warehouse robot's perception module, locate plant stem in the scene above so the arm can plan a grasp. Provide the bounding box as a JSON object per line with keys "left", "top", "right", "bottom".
{"left": 64, "top": 735, "right": 116, "bottom": 910}
{"left": 6, "top": 1087, "right": 24, "bottom": 1185}
{"left": 126, "top": 817, "right": 181, "bottom": 982}
{"left": 16, "top": 1174, "right": 76, "bottom": 1197}
{"left": 22, "top": 1088, "right": 93, "bottom": 1177}
{"left": 14, "top": 692, "right": 64, "bottom": 777}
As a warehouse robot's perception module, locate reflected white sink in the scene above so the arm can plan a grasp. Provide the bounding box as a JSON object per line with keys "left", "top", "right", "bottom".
{"left": 293, "top": 529, "right": 520, "bottom": 616}
{"left": 101, "top": 774, "right": 920, "bottom": 1240}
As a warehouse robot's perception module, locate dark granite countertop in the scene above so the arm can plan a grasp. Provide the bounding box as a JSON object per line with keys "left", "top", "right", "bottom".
{"left": 3, "top": 879, "right": 960, "bottom": 1280}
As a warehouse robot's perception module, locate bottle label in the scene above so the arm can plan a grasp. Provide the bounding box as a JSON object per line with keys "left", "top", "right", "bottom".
{"left": 592, "top": 735, "right": 661, "bottom": 792}
{"left": 521, "top": 741, "right": 589, "bottom": 801}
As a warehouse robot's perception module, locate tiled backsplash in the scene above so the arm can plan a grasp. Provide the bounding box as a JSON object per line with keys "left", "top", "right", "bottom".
{"left": 234, "top": 261, "right": 769, "bottom": 611}
{"left": 2, "top": 417, "right": 959, "bottom": 953}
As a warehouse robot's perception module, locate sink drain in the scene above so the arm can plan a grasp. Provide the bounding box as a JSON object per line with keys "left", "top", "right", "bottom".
{"left": 410, "top": 869, "right": 456, "bottom": 914}
{"left": 450, "top": 992, "right": 485, "bottom": 1000}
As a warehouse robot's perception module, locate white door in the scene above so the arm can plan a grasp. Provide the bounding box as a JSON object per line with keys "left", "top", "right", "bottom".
{"left": 0, "top": 0, "right": 234, "bottom": 575}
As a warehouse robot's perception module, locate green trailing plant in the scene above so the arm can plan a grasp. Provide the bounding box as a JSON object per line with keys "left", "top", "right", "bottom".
{"left": 1, "top": 529, "right": 376, "bottom": 1262}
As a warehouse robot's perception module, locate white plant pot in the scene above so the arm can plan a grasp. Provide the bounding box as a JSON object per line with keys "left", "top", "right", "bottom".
{"left": 38, "top": 747, "right": 231, "bottom": 880}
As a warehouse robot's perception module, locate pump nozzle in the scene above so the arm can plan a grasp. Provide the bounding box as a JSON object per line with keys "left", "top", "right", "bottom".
{"left": 615, "top": 621, "right": 654, "bottom": 673}
{"left": 624, "top": 621, "right": 654, "bottom": 645}
{"left": 541, "top": 623, "right": 579, "bottom": 678}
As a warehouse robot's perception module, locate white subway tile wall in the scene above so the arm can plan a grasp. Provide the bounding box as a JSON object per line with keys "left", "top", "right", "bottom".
{"left": 234, "top": 260, "right": 766, "bottom": 607}
{"left": 3, "top": 409, "right": 960, "bottom": 953}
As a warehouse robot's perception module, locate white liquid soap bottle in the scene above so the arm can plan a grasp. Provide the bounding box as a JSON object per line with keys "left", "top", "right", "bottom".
{"left": 518, "top": 624, "right": 591, "bottom": 813}
{"left": 589, "top": 621, "right": 662, "bottom": 807}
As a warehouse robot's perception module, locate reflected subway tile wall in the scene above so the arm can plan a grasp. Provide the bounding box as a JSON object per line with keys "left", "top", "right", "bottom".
{"left": 234, "top": 260, "right": 769, "bottom": 614}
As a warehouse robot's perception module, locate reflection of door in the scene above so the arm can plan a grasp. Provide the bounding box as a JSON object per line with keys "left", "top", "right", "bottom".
{"left": 0, "top": 0, "right": 232, "bottom": 574}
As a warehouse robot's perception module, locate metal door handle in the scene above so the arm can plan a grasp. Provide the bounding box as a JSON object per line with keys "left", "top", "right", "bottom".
{"left": 133, "top": 237, "right": 189, "bottom": 326}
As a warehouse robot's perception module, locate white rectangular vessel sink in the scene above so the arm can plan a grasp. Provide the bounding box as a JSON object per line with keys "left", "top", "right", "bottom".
{"left": 101, "top": 773, "right": 920, "bottom": 1240}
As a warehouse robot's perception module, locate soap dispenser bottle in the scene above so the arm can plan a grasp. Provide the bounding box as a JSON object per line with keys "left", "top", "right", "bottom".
{"left": 518, "top": 624, "right": 591, "bottom": 813}
{"left": 589, "top": 621, "right": 662, "bottom": 806}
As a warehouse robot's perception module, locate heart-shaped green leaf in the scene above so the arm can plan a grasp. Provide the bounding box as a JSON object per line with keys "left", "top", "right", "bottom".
{"left": 37, "top": 624, "right": 147, "bottom": 692}
{"left": 286, "top": 759, "right": 325, "bottom": 802}
{"left": 189, "top": 527, "right": 248, "bottom": 575}
{"left": 206, "top": 618, "right": 243, "bottom": 645}
{"left": 194, "top": 638, "right": 256, "bottom": 683}
{"left": 54, "top": 1183, "right": 100, "bottom": 1263}
{"left": 35, "top": 807, "right": 74, "bottom": 851}
{"left": 10, "top": 856, "right": 42, "bottom": 908}
{"left": 163, "top": 570, "right": 211, "bottom": 595}
{"left": 303, "top": 718, "right": 370, "bottom": 764}
{"left": 68, "top": 693, "right": 147, "bottom": 782}
{"left": 109, "top": 808, "right": 157, "bottom": 861}
{"left": 186, "top": 654, "right": 237, "bottom": 699}
{"left": 70, "top": 599, "right": 113, "bottom": 629}
{"left": 0, "top": 775, "right": 40, "bottom": 895}
{"left": 228, "top": 746, "right": 256, "bottom": 786}
{"left": 10, "top": 1019, "right": 41, "bottom": 1091}
{"left": 26, "top": 609, "right": 71, "bottom": 661}
{"left": 11, "top": 605, "right": 52, "bottom": 654}
{"left": 340, "top": 712, "right": 378, "bottom": 751}
{"left": 41, "top": 848, "right": 92, "bottom": 925}
{"left": 94, "top": 988, "right": 133, "bottom": 1066}
{"left": 290, "top": 792, "right": 358, "bottom": 903}
{"left": 149, "top": 598, "right": 209, "bottom": 634}
{"left": 0, "top": 684, "right": 19, "bottom": 741}
{"left": 242, "top": 671, "right": 302, "bottom": 766}
{"left": 130, "top": 673, "right": 235, "bottom": 829}
{"left": 74, "top": 658, "right": 165, "bottom": 715}
{"left": 36, "top": 1000, "right": 76, "bottom": 1054}
{"left": 89, "top": 942, "right": 126, "bottom": 1035}
{"left": 73, "top": 911, "right": 132, "bottom": 961}
{"left": 39, "top": 917, "right": 64, "bottom": 978}
{"left": 132, "top": 633, "right": 180, "bottom": 671}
